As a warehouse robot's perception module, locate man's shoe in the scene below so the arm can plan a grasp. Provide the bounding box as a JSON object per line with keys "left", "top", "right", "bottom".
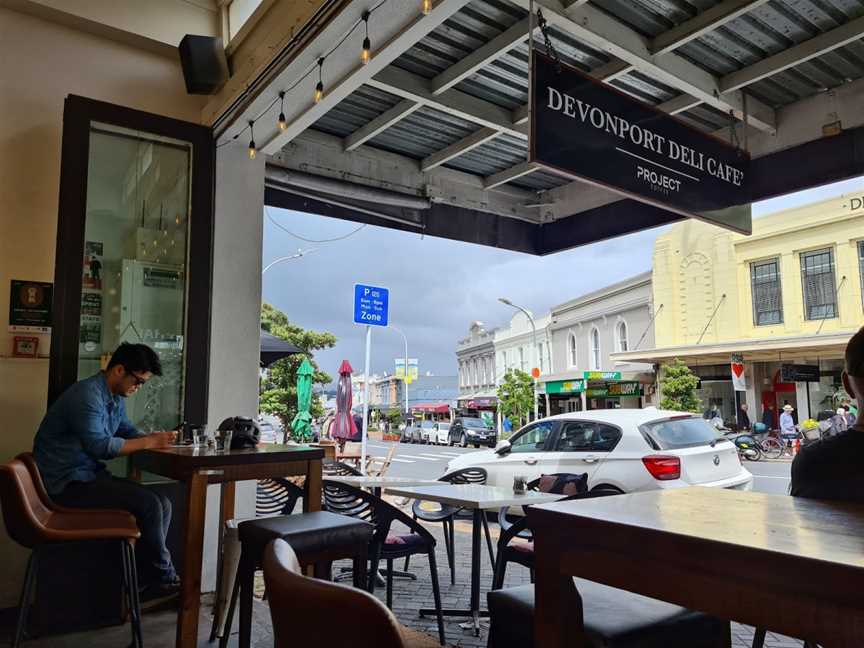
{"left": 139, "top": 579, "right": 181, "bottom": 606}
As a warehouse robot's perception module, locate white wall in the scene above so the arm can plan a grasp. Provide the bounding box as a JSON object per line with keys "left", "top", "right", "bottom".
{"left": 0, "top": 8, "right": 207, "bottom": 606}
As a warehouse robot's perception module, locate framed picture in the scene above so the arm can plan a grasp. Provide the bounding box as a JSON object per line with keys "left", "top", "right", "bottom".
{"left": 13, "top": 336, "right": 39, "bottom": 358}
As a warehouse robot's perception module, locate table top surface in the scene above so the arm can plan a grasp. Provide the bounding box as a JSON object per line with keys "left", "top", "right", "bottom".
{"left": 328, "top": 475, "right": 440, "bottom": 488}
{"left": 385, "top": 483, "right": 564, "bottom": 508}
{"left": 531, "top": 486, "right": 864, "bottom": 569}
{"left": 138, "top": 443, "right": 324, "bottom": 466}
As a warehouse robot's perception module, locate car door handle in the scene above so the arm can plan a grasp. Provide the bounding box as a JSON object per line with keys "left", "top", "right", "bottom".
{"left": 582, "top": 456, "right": 598, "bottom": 464}
{"left": 523, "top": 459, "right": 538, "bottom": 465}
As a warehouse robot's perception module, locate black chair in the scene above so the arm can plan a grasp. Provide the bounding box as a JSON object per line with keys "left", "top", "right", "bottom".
{"left": 218, "top": 511, "right": 374, "bottom": 648}
{"left": 487, "top": 579, "right": 732, "bottom": 648}
{"left": 323, "top": 480, "right": 446, "bottom": 645}
{"left": 407, "top": 466, "right": 494, "bottom": 585}
{"left": 322, "top": 460, "right": 363, "bottom": 477}
{"left": 256, "top": 477, "right": 304, "bottom": 517}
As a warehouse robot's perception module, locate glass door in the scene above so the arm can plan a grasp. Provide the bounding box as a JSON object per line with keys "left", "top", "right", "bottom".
{"left": 50, "top": 96, "right": 214, "bottom": 429}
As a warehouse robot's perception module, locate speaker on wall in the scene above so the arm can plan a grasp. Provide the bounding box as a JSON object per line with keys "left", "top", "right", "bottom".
{"left": 178, "top": 35, "right": 229, "bottom": 95}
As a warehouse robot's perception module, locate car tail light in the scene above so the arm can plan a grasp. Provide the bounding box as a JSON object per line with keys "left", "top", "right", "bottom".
{"left": 642, "top": 455, "right": 681, "bottom": 481}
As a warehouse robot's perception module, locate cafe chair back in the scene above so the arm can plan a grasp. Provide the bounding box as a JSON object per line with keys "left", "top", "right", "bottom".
{"left": 0, "top": 455, "right": 143, "bottom": 648}
{"left": 322, "top": 460, "right": 363, "bottom": 477}
{"left": 407, "top": 466, "right": 495, "bottom": 585}
{"left": 256, "top": 477, "right": 304, "bottom": 517}
{"left": 322, "top": 480, "right": 446, "bottom": 645}
{"left": 263, "top": 538, "right": 406, "bottom": 648}
{"left": 365, "top": 444, "right": 396, "bottom": 477}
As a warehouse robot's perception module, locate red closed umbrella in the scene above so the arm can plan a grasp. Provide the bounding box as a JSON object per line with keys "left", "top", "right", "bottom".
{"left": 331, "top": 360, "right": 358, "bottom": 442}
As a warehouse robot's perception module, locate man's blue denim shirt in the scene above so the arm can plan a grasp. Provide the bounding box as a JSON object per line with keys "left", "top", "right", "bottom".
{"left": 34, "top": 373, "right": 141, "bottom": 495}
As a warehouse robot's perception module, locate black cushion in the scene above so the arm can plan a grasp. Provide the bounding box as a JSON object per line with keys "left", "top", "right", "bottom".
{"left": 487, "top": 581, "right": 729, "bottom": 648}
{"left": 238, "top": 511, "right": 372, "bottom": 560}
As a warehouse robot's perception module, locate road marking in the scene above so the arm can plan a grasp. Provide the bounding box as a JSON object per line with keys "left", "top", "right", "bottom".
{"left": 418, "top": 453, "right": 449, "bottom": 459}
{"left": 439, "top": 452, "right": 462, "bottom": 456}
{"left": 398, "top": 454, "right": 442, "bottom": 461}
{"left": 367, "top": 444, "right": 390, "bottom": 450}
{"left": 389, "top": 458, "right": 416, "bottom": 464}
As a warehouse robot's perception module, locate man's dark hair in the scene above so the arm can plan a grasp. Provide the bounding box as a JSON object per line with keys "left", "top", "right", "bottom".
{"left": 847, "top": 327, "right": 864, "bottom": 377}
{"left": 107, "top": 343, "right": 163, "bottom": 376}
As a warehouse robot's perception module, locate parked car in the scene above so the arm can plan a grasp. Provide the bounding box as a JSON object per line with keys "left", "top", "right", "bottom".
{"left": 449, "top": 417, "right": 497, "bottom": 448}
{"left": 444, "top": 409, "right": 753, "bottom": 494}
{"left": 400, "top": 422, "right": 422, "bottom": 443}
{"left": 419, "top": 420, "right": 437, "bottom": 444}
{"left": 433, "top": 422, "right": 451, "bottom": 445}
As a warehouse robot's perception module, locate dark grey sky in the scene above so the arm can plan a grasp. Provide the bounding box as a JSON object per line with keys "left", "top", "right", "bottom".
{"left": 261, "top": 176, "right": 861, "bottom": 384}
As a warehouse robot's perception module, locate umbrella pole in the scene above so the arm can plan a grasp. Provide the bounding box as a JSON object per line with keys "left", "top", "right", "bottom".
{"left": 360, "top": 325, "right": 372, "bottom": 475}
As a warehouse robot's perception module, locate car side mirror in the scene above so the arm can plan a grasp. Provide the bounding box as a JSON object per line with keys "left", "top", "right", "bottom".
{"left": 495, "top": 439, "right": 511, "bottom": 456}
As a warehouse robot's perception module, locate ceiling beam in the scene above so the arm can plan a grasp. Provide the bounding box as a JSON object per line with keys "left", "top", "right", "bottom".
{"left": 656, "top": 93, "right": 701, "bottom": 115}
{"left": 484, "top": 161, "right": 541, "bottom": 189}
{"left": 650, "top": 0, "right": 771, "bottom": 56}
{"left": 719, "top": 15, "right": 864, "bottom": 93}
{"left": 510, "top": 0, "right": 776, "bottom": 133}
{"left": 369, "top": 66, "right": 528, "bottom": 139}
{"left": 343, "top": 99, "right": 421, "bottom": 151}
{"left": 432, "top": 17, "right": 532, "bottom": 94}
{"left": 421, "top": 127, "right": 501, "bottom": 171}
{"left": 262, "top": 0, "right": 471, "bottom": 154}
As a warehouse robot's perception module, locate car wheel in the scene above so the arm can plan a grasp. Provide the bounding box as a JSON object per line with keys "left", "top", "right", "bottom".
{"left": 460, "top": 434, "right": 467, "bottom": 448}
{"left": 472, "top": 443, "right": 479, "bottom": 448}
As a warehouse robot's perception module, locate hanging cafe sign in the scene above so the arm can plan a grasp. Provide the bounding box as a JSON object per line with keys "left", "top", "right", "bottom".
{"left": 530, "top": 51, "right": 752, "bottom": 235}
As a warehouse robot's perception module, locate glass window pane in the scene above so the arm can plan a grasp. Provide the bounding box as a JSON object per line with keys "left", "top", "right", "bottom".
{"left": 800, "top": 249, "right": 836, "bottom": 320}
{"left": 750, "top": 259, "right": 783, "bottom": 326}
{"left": 78, "top": 123, "right": 191, "bottom": 432}
{"left": 510, "top": 421, "right": 554, "bottom": 453}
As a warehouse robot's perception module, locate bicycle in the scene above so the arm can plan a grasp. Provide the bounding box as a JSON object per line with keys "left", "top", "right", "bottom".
{"left": 751, "top": 431, "right": 784, "bottom": 460}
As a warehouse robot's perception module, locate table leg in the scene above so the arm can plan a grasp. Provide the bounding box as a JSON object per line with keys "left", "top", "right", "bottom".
{"left": 176, "top": 470, "right": 208, "bottom": 648}
{"left": 533, "top": 526, "right": 584, "bottom": 648}
{"left": 305, "top": 459, "right": 322, "bottom": 512}
{"left": 209, "top": 482, "right": 235, "bottom": 641}
{"left": 469, "top": 508, "right": 481, "bottom": 636}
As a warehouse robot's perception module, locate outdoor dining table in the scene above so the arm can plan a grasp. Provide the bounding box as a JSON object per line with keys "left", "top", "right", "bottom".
{"left": 130, "top": 443, "right": 324, "bottom": 648}
{"left": 385, "top": 483, "right": 563, "bottom": 636}
{"left": 529, "top": 486, "right": 864, "bottom": 648}
{"left": 329, "top": 474, "right": 439, "bottom": 496}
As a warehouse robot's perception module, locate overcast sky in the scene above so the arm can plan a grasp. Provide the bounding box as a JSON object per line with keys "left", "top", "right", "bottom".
{"left": 261, "top": 176, "right": 864, "bottom": 383}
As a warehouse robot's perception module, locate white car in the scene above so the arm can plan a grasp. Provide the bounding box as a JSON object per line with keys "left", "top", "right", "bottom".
{"left": 419, "top": 420, "right": 437, "bottom": 444}
{"left": 433, "top": 422, "right": 451, "bottom": 445}
{"left": 443, "top": 408, "right": 753, "bottom": 495}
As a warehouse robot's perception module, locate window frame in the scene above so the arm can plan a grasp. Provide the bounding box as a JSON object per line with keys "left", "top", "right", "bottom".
{"left": 749, "top": 257, "right": 784, "bottom": 326}
{"left": 800, "top": 247, "right": 838, "bottom": 321}
{"left": 508, "top": 420, "right": 558, "bottom": 453}
{"left": 590, "top": 327, "right": 601, "bottom": 371}
{"left": 568, "top": 332, "right": 578, "bottom": 368}
{"left": 552, "top": 420, "right": 623, "bottom": 453}
{"left": 615, "top": 320, "right": 629, "bottom": 352}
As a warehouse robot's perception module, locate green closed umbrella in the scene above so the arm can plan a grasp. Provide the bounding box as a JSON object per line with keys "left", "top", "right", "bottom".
{"left": 291, "top": 357, "right": 314, "bottom": 443}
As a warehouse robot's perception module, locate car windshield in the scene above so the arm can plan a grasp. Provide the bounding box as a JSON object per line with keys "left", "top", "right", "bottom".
{"left": 641, "top": 416, "right": 728, "bottom": 450}
{"left": 462, "top": 418, "right": 488, "bottom": 429}
{"left": 421, "top": 421, "right": 435, "bottom": 428}
{"left": 437, "top": 423, "right": 450, "bottom": 430}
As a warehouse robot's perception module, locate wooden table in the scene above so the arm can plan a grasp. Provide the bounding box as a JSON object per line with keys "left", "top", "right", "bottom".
{"left": 529, "top": 487, "right": 864, "bottom": 648}
{"left": 131, "top": 444, "right": 324, "bottom": 648}
{"left": 386, "top": 484, "right": 563, "bottom": 636}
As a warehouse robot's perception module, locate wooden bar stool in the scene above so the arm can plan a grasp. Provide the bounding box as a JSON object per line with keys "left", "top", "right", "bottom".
{"left": 0, "top": 455, "right": 143, "bottom": 648}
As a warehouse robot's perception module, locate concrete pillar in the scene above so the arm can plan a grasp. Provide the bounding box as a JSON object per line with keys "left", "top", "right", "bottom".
{"left": 201, "top": 142, "right": 265, "bottom": 590}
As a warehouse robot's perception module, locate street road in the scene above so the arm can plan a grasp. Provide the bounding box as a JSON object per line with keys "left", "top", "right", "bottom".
{"left": 363, "top": 439, "right": 792, "bottom": 493}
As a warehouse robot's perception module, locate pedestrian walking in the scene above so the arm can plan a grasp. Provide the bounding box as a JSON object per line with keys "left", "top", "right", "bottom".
{"left": 761, "top": 403, "right": 776, "bottom": 431}
{"left": 780, "top": 404, "right": 798, "bottom": 455}
{"left": 737, "top": 403, "right": 751, "bottom": 431}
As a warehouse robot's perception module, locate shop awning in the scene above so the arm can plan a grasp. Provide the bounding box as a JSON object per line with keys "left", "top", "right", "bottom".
{"left": 260, "top": 330, "right": 303, "bottom": 367}
{"left": 610, "top": 331, "right": 854, "bottom": 366}
{"left": 410, "top": 403, "right": 451, "bottom": 414}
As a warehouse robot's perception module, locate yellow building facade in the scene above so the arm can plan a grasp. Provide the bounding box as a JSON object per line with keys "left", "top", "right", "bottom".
{"left": 615, "top": 193, "right": 864, "bottom": 425}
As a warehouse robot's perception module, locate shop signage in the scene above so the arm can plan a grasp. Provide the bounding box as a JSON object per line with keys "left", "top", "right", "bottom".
{"left": 546, "top": 379, "right": 585, "bottom": 394}
{"left": 353, "top": 284, "right": 389, "bottom": 327}
{"left": 587, "top": 381, "right": 643, "bottom": 398}
{"left": 583, "top": 371, "right": 621, "bottom": 381}
{"left": 730, "top": 353, "right": 746, "bottom": 392}
{"left": 780, "top": 364, "right": 821, "bottom": 383}
{"left": 395, "top": 358, "right": 419, "bottom": 384}
{"left": 9, "top": 280, "right": 53, "bottom": 333}
{"left": 530, "top": 52, "right": 751, "bottom": 234}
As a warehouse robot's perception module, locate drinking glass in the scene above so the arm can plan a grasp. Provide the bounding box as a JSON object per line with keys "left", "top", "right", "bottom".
{"left": 193, "top": 434, "right": 207, "bottom": 449}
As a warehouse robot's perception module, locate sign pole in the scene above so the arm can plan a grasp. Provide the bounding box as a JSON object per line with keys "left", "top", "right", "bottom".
{"left": 361, "top": 324, "right": 371, "bottom": 475}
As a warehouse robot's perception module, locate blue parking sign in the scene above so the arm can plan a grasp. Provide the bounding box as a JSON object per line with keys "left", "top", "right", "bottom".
{"left": 353, "top": 284, "right": 389, "bottom": 327}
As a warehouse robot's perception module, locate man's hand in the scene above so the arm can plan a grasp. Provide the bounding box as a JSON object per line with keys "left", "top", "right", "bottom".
{"left": 147, "top": 430, "right": 178, "bottom": 449}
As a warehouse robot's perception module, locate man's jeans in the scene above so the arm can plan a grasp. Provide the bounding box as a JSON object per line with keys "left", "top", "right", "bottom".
{"left": 53, "top": 471, "right": 178, "bottom": 586}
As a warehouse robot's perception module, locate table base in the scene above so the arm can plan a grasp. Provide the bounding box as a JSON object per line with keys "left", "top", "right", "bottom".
{"left": 419, "top": 608, "right": 490, "bottom": 636}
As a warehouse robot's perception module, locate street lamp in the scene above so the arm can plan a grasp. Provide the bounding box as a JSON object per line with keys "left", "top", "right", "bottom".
{"left": 261, "top": 248, "right": 317, "bottom": 274}
{"left": 389, "top": 325, "right": 410, "bottom": 419}
{"left": 498, "top": 297, "right": 539, "bottom": 421}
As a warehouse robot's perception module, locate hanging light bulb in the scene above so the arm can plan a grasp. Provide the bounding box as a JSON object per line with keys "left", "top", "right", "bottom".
{"left": 277, "top": 91, "right": 287, "bottom": 131}
{"left": 314, "top": 58, "right": 325, "bottom": 104}
{"left": 361, "top": 12, "right": 371, "bottom": 65}
{"left": 248, "top": 121, "right": 257, "bottom": 159}
{"left": 422, "top": 0, "right": 432, "bottom": 15}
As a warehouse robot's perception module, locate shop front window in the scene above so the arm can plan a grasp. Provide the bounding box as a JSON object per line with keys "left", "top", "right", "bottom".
{"left": 751, "top": 258, "right": 783, "bottom": 325}
{"left": 800, "top": 248, "right": 837, "bottom": 320}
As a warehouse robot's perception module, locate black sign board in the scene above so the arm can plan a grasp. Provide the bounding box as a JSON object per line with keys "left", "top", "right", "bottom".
{"left": 9, "top": 280, "right": 53, "bottom": 332}
{"left": 530, "top": 52, "right": 752, "bottom": 234}
{"left": 780, "top": 364, "right": 821, "bottom": 383}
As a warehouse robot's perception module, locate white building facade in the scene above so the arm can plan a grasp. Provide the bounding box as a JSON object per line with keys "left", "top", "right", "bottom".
{"left": 456, "top": 321, "right": 497, "bottom": 409}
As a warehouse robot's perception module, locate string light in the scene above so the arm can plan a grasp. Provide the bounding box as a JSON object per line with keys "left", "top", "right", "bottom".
{"left": 422, "top": 0, "right": 432, "bottom": 15}
{"left": 277, "top": 91, "right": 287, "bottom": 131}
{"left": 361, "top": 12, "right": 371, "bottom": 65}
{"left": 314, "top": 58, "right": 325, "bottom": 104}
{"left": 248, "top": 121, "right": 257, "bottom": 159}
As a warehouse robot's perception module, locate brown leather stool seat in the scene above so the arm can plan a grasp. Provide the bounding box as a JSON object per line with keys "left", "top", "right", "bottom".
{"left": 0, "top": 454, "right": 144, "bottom": 648}
{"left": 220, "top": 511, "right": 373, "bottom": 648}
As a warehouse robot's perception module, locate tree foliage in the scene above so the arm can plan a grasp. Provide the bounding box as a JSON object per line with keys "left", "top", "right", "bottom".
{"left": 659, "top": 358, "right": 701, "bottom": 413}
{"left": 259, "top": 302, "right": 337, "bottom": 435}
{"left": 497, "top": 369, "right": 535, "bottom": 431}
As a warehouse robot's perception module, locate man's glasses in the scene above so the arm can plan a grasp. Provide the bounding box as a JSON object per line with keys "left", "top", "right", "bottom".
{"left": 125, "top": 369, "right": 148, "bottom": 386}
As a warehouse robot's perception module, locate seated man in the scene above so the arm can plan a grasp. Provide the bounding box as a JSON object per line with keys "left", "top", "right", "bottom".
{"left": 791, "top": 327, "right": 864, "bottom": 500}
{"left": 33, "top": 343, "right": 179, "bottom": 596}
